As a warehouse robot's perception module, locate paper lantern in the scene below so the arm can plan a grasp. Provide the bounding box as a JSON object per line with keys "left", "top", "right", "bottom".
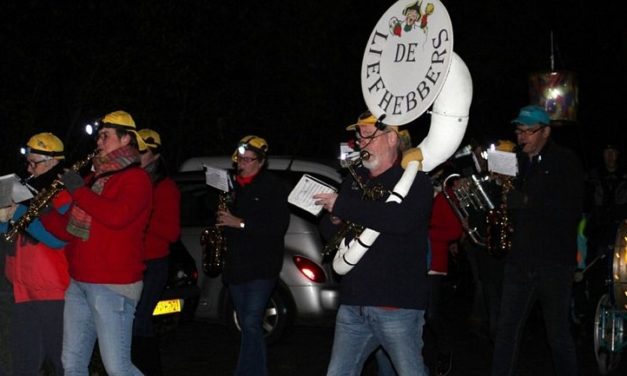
{"left": 528, "top": 71, "right": 578, "bottom": 124}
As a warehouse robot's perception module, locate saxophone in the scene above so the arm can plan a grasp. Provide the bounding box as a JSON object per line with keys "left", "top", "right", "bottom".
{"left": 200, "top": 191, "right": 229, "bottom": 276}
{"left": 3, "top": 151, "right": 97, "bottom": 242}
{"left": 485, "top": 175, "right": 514, "bottom": 257}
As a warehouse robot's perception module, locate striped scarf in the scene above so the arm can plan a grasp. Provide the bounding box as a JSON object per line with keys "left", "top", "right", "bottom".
{"left": 66, "top": 145, "right": 140, "bottom": 240}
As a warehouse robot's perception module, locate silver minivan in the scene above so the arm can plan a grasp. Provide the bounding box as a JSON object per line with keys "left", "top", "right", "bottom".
{"left": 175, "top": 156, "right": 341, "bottom": 342}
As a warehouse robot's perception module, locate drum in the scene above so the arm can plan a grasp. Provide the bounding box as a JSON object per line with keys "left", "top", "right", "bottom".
{"left": 611, "top": 219, "right": 627, "bottom": 309}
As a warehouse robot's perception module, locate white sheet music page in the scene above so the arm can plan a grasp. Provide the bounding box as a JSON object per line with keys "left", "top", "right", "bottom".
{"left": 288, "top": 174, "right": 336, "bottom": 216}
{"left": 203, "top": 164, "right": 231, "bottom": 192}
{"left": 0, "top": 174, "right": 33, "bottom": 207}
{"left": 487, "top": 150, "right": 518, "bottom": 176}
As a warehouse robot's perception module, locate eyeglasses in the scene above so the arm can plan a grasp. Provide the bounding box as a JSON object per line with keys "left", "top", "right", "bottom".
{"left": 236, "top": 156, "right": 258, "bottom": 163}
{"left": 514, "top": 127, "right": 544, "bottom": 136}
{"left": 26, "top": 158, "right": 50, "bottom": 168}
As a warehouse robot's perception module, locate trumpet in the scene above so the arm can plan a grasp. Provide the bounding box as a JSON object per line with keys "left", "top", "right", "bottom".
{"left": 3, "top": 152, "right": 96, "bottom": 242}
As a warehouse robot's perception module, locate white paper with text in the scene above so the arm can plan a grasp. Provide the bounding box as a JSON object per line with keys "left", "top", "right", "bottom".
{"left": 288, "top": 174, "right": 336, "bottom": 216}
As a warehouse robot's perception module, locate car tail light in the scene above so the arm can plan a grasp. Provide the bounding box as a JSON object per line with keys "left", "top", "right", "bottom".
{"left": 293, "top": 256, "right": 327, "bottom": 283}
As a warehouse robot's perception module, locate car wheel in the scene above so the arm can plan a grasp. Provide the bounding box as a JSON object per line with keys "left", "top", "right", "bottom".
{"left": 225, "top": 287, "right": 291, "bottom": 345}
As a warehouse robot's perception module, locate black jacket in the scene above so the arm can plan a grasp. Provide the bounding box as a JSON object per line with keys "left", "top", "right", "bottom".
{"left": 322, "top": 164, "right": 433, "bottom": 310}
{"left": 508, "top": 140, "right": 584, "bottom": 268}
{"left": 223, "top": 170, "right": 290, "bottom": 284}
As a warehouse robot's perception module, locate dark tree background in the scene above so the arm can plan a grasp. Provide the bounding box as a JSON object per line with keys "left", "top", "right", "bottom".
{"left": 0, "top": 0, "right": 625, "bottom": 175}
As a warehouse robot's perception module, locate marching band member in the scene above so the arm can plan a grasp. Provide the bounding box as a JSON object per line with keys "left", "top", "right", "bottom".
{"left": 315, "top": 112, "right": 433, "bottom": 376}
{"left": 41, "top": 110, "right": 152, "bottom": 376}
{"left": 491, "top": 105, "right": 584, "bottom": 376}
{"left": 217, "top": 135, "right": 290, "bottom": 376}
{"left": 132, "top": 129, "right": 181, "bottom": 375}
{"left": 0, "top": 133, "right": 71, "bottom": 375}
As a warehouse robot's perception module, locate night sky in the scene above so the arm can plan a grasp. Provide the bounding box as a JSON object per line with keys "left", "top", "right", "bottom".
{"left": 1, "top": 0, "right": 625, "bottom": 175}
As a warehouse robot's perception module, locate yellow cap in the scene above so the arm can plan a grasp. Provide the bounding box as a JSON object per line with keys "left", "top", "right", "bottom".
{"left": 495, "top": 140, "right": 516, "bottom": 152}
{"left": 231, "top": 135, "right": 269, "bottom": 162}
{"left": 26, "top": 132, "right": 65, "bottom": 160}
{"left": 101, "top": 110, "right": 146, "bottom": 151}
{"left": 346, "top": 111, "right": 378, "bottom": 131}
{"left": 138, "top": 129, "right": 162, "bottom": 150}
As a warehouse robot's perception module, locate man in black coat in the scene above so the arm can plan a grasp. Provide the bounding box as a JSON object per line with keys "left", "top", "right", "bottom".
{"left": 491, "top": 105, "right": 584, "bottom": 376}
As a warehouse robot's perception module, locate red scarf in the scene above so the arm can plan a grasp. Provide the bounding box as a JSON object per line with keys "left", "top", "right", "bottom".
{"left": 66, "top": 145, "right": 140, "bottom": 240}
{"left": 235, "top": 173, "right": 257, "bottom": 187}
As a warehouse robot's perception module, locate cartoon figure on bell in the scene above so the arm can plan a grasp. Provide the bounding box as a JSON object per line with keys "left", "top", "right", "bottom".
{"left": 389, "top": 1, "right": 435, "bottom": 37}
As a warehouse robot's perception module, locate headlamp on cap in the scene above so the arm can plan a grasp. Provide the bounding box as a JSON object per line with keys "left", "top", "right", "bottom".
{"left": 21, "top": 132, "right": 65, "bottom": 160}
{"left": 85, "top": 120, "right": 100, "bottom": 136}
{"left": 232, "top": 135, "right": 269, "bottom": 162}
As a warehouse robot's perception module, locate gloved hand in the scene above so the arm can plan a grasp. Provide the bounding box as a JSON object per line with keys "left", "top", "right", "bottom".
{"left": 60, "top": 170, "right": 84, "bottom": 194}
{"left": 506, "top": 190, "right": 527, "bottom": 209}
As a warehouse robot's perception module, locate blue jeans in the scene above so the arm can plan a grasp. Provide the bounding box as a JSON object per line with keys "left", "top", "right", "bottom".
{"left": 63, "top": 280, "right": 143, "bottom": 376}
{"left": 228, "top": 278, "right": 277, "bottom": 376}
{"left": 491, "top": 264, "right": 577, "bottom": 376}
{"left": 327, "top": 305, "right": 429, "bottom": 376}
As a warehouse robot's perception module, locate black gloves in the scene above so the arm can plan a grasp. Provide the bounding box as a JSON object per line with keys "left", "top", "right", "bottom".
{"left": 60, "top": 170, "right": 84, "bottom": 194}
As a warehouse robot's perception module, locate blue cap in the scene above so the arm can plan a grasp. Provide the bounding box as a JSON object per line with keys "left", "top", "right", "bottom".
{"left": 511, "top": 105, "right": 551, "bottom": 126}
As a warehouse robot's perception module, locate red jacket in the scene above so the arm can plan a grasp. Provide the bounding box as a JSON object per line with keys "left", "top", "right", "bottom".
{"left": 429, "top": 192, "right": 463, "bottom": 274}
{"left": 5, "top": 191, "right": 72, "bottom": 302}
{"left": 144, "top": 177, "right": 180, "bottom": 260}
{"left": 42, "top": 167, "right": 152, "bottom": 284}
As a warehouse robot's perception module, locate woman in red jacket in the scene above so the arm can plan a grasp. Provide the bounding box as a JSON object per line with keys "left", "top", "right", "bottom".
{"left": 132, "top": 129, "right": 181, "bottom": 375}
{"left": 41, "top": 110, "right": 152, "bottom": 376}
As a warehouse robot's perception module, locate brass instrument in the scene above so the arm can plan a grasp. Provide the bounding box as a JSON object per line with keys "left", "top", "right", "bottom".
{"left": 441, "top": 172, "right": 514, "bottom": 256}
{"left": 201, "top": 191, "right": 230, "bottom": 276}
{"left": 321, "top": 152, "right": 387, "bottom": 259}
{"left": 485, "top": 175, "right": 514, "bottom": 257}
{"left": 441, "top": 173, "right": 495, "bottom": 247}
{"left": 3, "top": 152, "right": 97, "bottom": 242}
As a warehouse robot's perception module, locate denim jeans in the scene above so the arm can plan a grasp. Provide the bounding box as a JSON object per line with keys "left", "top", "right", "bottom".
{"left": 327, "top": 305, "right": 429, "bottom": 376}
{"left": 491, "top": 263, "right": 577, "bottom": 376}
{"left": 63, "top": 280, "right": 143, "bottom": 376}
{"left": 228, "top": 278, "right": 277, "bottom": 376}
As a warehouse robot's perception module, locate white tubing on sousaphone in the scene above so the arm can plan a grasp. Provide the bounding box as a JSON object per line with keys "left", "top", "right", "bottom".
{"left": 332, "top": 52, "right": 473, "bottom": 275}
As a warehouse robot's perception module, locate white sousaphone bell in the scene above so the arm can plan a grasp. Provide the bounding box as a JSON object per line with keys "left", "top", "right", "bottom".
{"left": 333, "top": 0, "right": 473, "bottom": 275}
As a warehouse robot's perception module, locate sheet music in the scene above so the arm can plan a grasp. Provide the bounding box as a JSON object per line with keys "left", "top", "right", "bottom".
{"left": 203, "top": 164, "right": 231, "bottom": 192}
{"left": 487, "top": 150, "right": 518, "bottom": 176}
{"left": 0, "top": 174, "right": 33, "bottom": 207}
{"left": 288, "top": 174, "right": 337, "bottom": 216}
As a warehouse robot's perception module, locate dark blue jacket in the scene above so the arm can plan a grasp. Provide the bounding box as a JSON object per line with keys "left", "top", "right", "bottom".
{"left": 323, "top": 164, "right": 433, "bottom": 310}
{"left": 508, "top": 140, "right": 584, "bottom": 268}
{"left": 223, "top": 169, "right": 290, "bottom": 284}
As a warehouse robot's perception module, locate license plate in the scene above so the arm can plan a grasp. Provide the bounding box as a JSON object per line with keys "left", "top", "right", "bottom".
{"left": 152, "top": 299, "right": 183, "bottom": 316}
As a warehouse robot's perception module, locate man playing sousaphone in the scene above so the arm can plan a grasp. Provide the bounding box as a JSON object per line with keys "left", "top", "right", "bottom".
{"left": 315, "top": 112, "right": 433, "bottom": 375}
{"left": 41, "top": 110, "right": 152, "bottom": 375}
{"left": 0, "top": 132, "right": 71, "bottom": 375}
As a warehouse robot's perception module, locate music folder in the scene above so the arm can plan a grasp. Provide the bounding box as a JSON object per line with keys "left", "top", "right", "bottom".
{"left": 0, "top": 174, "right": 33, "bottom": 207}
{"left": 288, "top": 174, "right": 337, "bottom": 216}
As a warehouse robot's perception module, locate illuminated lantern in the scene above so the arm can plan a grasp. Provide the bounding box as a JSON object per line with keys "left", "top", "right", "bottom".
{"left": 528, "top": 70, "right": 578, "bottom": 124}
